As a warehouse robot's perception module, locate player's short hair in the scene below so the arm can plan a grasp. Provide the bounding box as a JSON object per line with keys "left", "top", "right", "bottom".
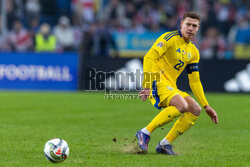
{"left": 182, "top": 11, "right": 200, "bottom": 22}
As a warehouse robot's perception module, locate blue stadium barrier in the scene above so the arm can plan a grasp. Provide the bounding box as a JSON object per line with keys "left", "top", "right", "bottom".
{"left": 0, "top": 52, "right": 78, "bottom": 91}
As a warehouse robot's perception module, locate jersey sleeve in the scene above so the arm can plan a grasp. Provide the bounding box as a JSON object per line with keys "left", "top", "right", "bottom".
{"left": 142, "top": 33, "right": 172, "bottom": 88}
{"left": 151, "top": 33, "right": 171, "bottom": 57}
{"left": 187, "top": 49, "right": 209, "bottom": 107}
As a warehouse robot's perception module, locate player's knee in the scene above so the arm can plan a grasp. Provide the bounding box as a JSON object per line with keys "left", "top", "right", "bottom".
{"left": 176, "top": 103, "right": 188, "bottom": 113}
{"left": 189, "top": 105, "right": 201, "bottom": 116}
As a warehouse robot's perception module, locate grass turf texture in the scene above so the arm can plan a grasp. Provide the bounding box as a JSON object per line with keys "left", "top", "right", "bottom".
{"left": 0, "top": 91, "right": 249, "bottom": 167}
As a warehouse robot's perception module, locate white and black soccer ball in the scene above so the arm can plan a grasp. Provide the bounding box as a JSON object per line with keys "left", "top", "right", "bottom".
{"left": 44, "top": 138, "right": 69, "bottom": 163}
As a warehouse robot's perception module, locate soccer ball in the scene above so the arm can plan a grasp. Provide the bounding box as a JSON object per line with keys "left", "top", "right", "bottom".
{"left": 44, "top": 138, "right": 69, "bottom": 163}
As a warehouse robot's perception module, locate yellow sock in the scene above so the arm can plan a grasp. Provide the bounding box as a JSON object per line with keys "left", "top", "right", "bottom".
{"left": 166, "top": 112, "right": 198, "bottom": 143}
{"left": 146, "top": 106, "right": 181, "bottom": 133}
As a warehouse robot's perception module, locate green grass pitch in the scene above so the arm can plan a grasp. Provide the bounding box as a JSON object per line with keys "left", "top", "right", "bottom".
{"left": 0, "top": 91, "right": 249, "bottom": 167}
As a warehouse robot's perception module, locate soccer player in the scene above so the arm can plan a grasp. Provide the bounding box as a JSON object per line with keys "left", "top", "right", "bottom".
{"left": 136, "top": 11, "right": 218, "bottom": 155}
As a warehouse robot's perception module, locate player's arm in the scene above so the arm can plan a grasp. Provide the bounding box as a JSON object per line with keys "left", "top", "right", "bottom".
{"left": 187, "top": 51, "right": 218, "bottom": 124}
{"left": 142, "top": 33, "right": 170, "bottom": 89}
{"left": 187, "top": 63, "right": 208, "bottom": 107}
{"left": 140, "top": 34, "right": 170, "bottom": 101}
{"left": 139, "top": 49, "right": 159, "bottom": 101}
{"left": 142, "top": 49, "right": 160, "bottom": 89}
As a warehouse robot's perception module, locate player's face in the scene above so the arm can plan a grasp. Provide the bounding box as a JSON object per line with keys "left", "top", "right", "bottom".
{"left": 181, "top": 17, "right": 200, "bottom": 41}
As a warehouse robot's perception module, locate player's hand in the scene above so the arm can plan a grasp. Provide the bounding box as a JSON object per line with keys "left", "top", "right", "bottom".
{"left": 139, "top": 88, "right": 151, "bottom": 101}
{"left": 204, "top": 105, "right": 218, "bottom": 124}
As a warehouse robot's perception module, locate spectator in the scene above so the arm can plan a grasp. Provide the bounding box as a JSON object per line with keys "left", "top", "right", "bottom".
{"left": 213, "top": 1, "right": 232, "bottom": 35}
{"left": 103, "top": 0, "right": 126, "bottom": 29}
{"left": 8, "top": 19, "right": 32, "bottom": 52}
{"left": 29, "top": 17, "right": 40, "bottom": 34}
{"left": 80, "top": 23, "right": 96, "bottom": 58}
{"left": 35, "top": 23, "right": 56, "bottom": 52}
{"left": 200, "top": 27, "right": 227, "bottom": 59}
{"left": 72, "top": 0, "right": 96, "bottom": 23}
{"left": 199, "top": 0, "right": 218, "bottom": 36}
{"left": 0, "top": 17, "right": 9, "bottom": 51}
{"left": 93, "top": 20, "right": 119, "bottom": 57}
{"left": 28, "top": 17, "right": 40, "bottom": 48}
{"left": 25, "top": 0, "right": 41, "bottom": 23}
{"left": 81, "top": 21, "right": 118, "bottom": 57}
{"left": 71, "top": 14, "right": 83, "bottom": 50}
{"left": 6, "top": 0, "right": 18, "bottom": 30}
{"left": 228, "top": 14, "right": 250, "bottom": 45}
{"left": 40, "top": 0, "right": 57, "bottom": 25}
{"left": 176, "top": 0, "right": 192, "bottom": 18}
{"left": 135, "top": 2, "right": 159, "bottom": 30}
{"left": 123, "top": 1, "right": 136, "bottom": 29}
{"left": 130, "top": 19, "right": 146, "bottom": 33}
{"left": 228, "top": 13, "right": 250, "bottom": 58}
{"left": 53, "top": 16, "right": 75, "bottom": 51}
{"left": 165, "top": 16, "right": 178, "bottom": 31}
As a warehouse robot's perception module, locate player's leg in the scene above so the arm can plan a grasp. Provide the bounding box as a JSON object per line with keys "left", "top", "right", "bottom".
{"left": 136, "top": 91, "right": 186, "bottom": 153}
{"left": 184, "top": 96, "right": 201, "bottom": 116}
{"left": 145, "top": 94, "right": 187, "bottom": 134}
{"left": 155, "top": 94, "right": 189, "bottom": 155}
{"left": 136, "top": 78, "right": 188, "bottom": 153}
{"left": 156, "top": 95, "right": 201, "bottom": 155}
{"left": 165, "top": 96, "right": 201, "bottom": 142}
{"left": 136, "top": 93, "right": 188, "bottom": 153}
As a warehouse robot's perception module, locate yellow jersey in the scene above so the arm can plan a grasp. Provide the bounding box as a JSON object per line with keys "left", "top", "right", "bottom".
{"left": 143, "top": 30, "right": 208, "bottom": 107}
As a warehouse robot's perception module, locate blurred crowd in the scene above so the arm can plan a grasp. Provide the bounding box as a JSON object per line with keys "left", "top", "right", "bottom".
{"left": 0, "top": 0, "right": 249, "bottom": 59}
